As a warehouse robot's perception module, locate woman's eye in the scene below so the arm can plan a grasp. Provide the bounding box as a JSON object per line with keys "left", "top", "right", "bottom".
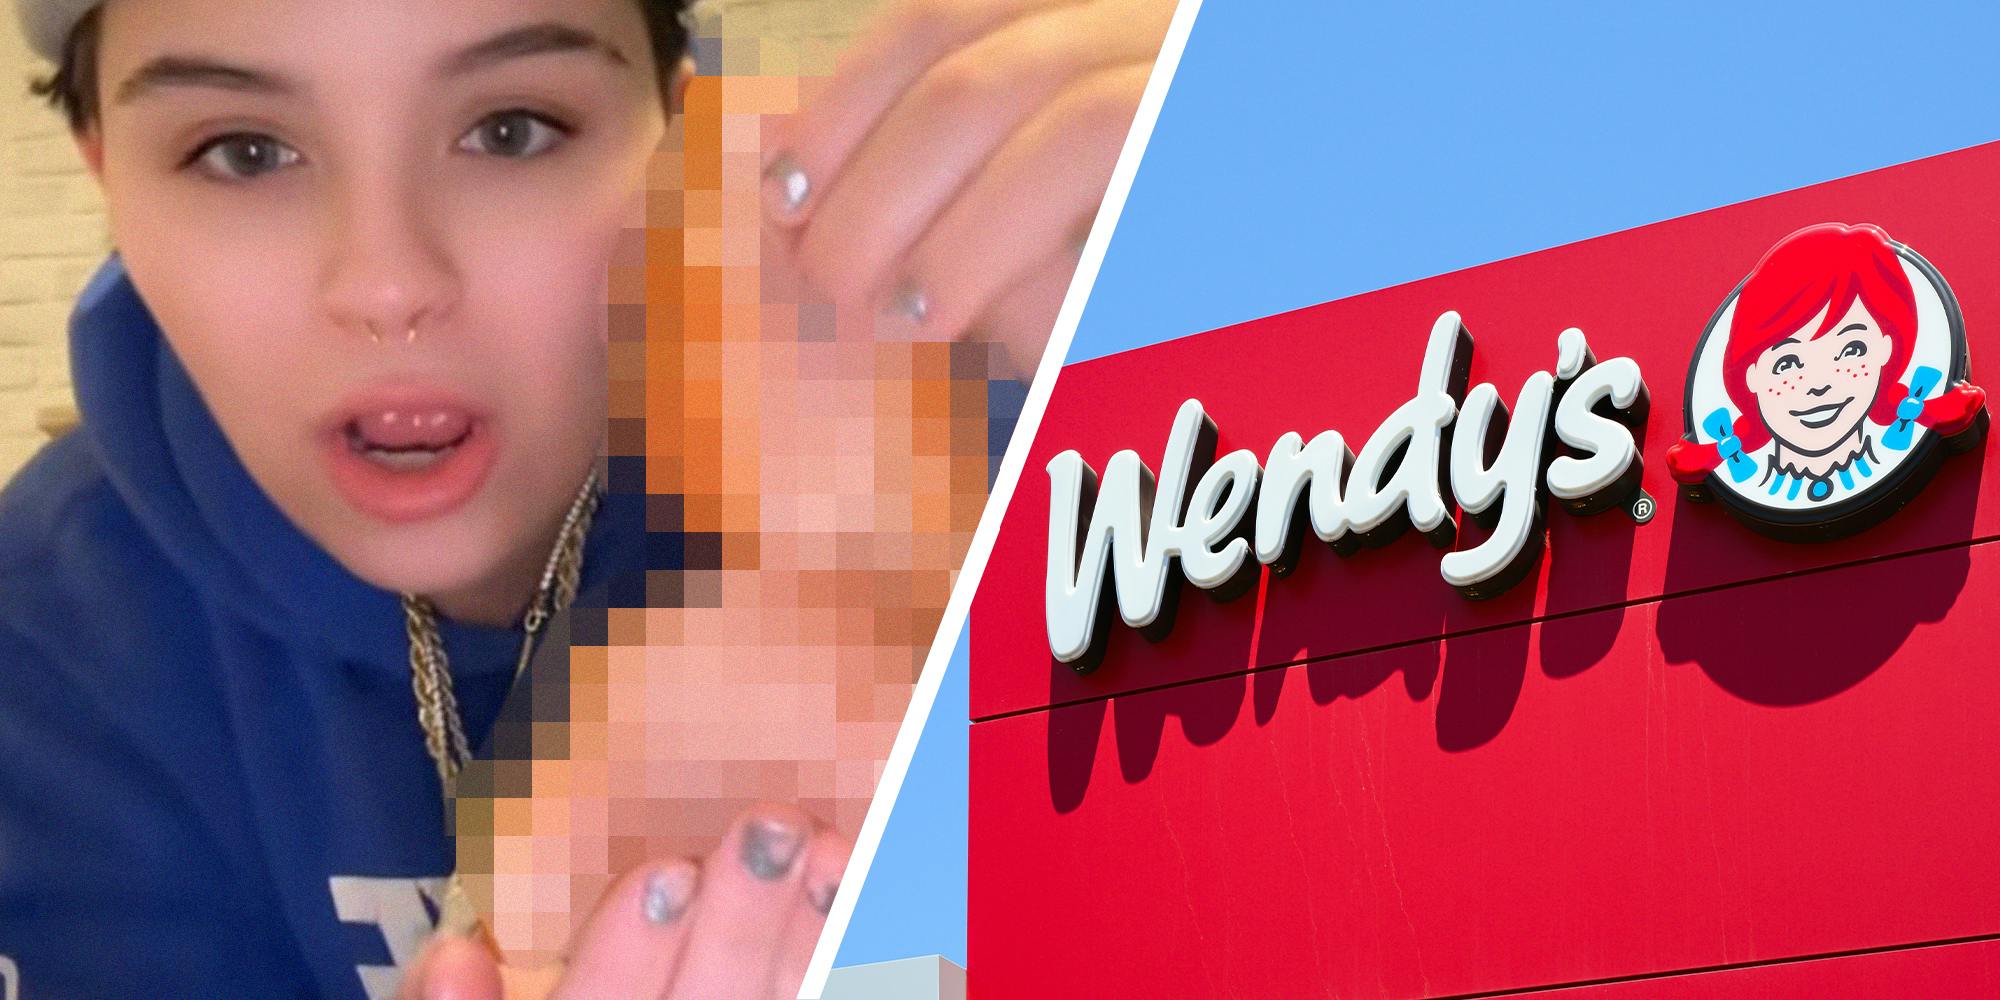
{"left": 1840, "top": 339, "right": 1868, "bottom": 359}
{"left": 1773, "top": 354, "right": 1802, "bottom": 375}
{"left": 457, "top": 110, "right": 570, "bottom": 158}
{"left": 187, "top": 133, "right": 301, "bottom": 181}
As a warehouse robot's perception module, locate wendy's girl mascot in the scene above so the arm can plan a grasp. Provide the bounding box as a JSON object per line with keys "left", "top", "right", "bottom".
{"left": 1669, "top": 223, "right": 1984, "bottom": 538}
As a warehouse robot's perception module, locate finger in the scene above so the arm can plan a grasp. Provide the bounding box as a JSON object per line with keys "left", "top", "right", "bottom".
{"left": 768, "top": 829, "right": 852, "bottom": 1000}
{"left": 550, "top": 859, "right": 703, "bottom": 1000}
{"left": 882, "top": 61, "right": 1149, "bottom": 350}
{"left": 761, "top": 0, "right": 1088, "bottom": 222}
{"left": 980, "top": 245, "right": 1087, "bottom": 379}
{"left": 399, "top": 935, "right": 503, "bottom": 1000}
{"left": 665, "top": 805, "right": 820, "bottom": 998}
{"left": 498, "top": 963, "right": 564, "bottom": 1000}
{"left": 790, "top": 0, "right": 1164, "bottom": 312}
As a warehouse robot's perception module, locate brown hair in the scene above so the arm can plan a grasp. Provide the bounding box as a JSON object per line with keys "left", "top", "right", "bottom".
{"left": 29, "top": 1, "right": 692, "bottom": 133}
{"left": 26, "top": 5, "right": 99, "bottom": 133}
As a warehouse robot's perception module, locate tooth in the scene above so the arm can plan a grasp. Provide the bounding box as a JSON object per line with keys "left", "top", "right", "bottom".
{"left": 363, "top": 445, "right": 456, "bottom": 471}
{"left": 369, "top": 450, "right": 431, "bottom": 471}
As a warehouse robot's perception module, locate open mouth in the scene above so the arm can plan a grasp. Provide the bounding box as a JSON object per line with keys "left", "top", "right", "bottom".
{"left": 1788, "top": 399, "right": 1851, "bottom": 430}
{"left": 343, "top": 408, "right": 475, "bottom": 472}
{"left": 321, "top": 388, "right": 499, "bottom": 525}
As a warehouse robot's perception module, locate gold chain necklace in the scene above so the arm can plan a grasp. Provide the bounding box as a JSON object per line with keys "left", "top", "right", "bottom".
{"left": 401, "top": 467, "right": 602, "bottom": 939}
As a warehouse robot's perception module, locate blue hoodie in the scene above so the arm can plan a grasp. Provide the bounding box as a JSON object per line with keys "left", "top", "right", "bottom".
{"left": 0, "top": 256, "right": 641, "bottom": 999}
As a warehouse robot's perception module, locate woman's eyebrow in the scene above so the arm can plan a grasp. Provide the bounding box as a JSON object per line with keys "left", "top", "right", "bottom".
{"left": 114, "top": 56, "right": 299, "bottom": 105}
{"left": 439, "top": 21, "right": 631, "bottom": 78}
{"left": 1835, "top": 322, "right": 1869, "bottom": 336}
{"left": 112, "top": 22, "right": 629, "bottom": 106}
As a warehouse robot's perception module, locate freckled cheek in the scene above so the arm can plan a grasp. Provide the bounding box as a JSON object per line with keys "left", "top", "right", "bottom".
{"left": 1757, "top": 386, "right": 1790, "bottom": 416}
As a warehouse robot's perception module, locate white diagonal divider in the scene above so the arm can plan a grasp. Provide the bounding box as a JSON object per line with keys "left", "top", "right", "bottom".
{"left": 798, "top": 0, "right": 1208, "bottom": 994}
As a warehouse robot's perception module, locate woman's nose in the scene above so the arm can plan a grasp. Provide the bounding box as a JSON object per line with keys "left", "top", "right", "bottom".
{"left": 318, "top": 174, "right": 462, "bottom": 345}
{"left": 1808, "top": 383, "right": 1831, "bottom": 397}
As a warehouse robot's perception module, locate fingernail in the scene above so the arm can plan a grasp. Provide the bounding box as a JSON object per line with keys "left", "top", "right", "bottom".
{"left": 642, "top": 865, "right": 698, "bottom": 925}
{"left": 889, "top": 282, "right": 929, "bottom": 324}
{"left": 808, "top": 880, "right": 839, "bottom": 915}
{"left": 877, "top": 282, "right": 931, "bottom": 342}
{"left": 762, "top": 153, "right": 810, "bottom": 219}
{"left": 740, "top": 818, "right": 806, "bottom": 881}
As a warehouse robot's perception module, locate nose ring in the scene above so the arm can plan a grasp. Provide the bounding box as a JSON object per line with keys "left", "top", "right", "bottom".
{"left": 362, "top": 320, "right": 419, "bottom": 344}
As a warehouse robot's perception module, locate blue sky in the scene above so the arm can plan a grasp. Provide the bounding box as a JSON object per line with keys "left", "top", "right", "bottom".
{"left": 1074, "top": 1, "right": 2000, "bottom": 363}
{"left": 834, "top": 0, "right": 2000, "bottom": 972}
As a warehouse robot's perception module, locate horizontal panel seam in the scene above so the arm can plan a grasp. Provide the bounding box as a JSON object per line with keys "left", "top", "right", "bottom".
{"left": 972, "top": 529, "right": 2000, "bottom": 724}
{"left": 1436, "top": 931, "right": 2000, "bottom": 999}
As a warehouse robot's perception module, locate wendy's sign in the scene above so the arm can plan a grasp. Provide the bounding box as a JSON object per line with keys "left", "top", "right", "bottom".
{"left": 1668, "top": 223, "right": 1986, "bottom": 540}
{"left": 976, "top": 146, "right": 2000, "bottom": 1000}
{"left": 1044, "top": 316, "right": 1650, "bottom": 669}
{"left": 1041, "top": 222, "right": 1986, "bottom": 668}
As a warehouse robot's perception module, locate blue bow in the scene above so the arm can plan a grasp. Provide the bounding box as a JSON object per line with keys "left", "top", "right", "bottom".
{"left": 1882, "top": 365, "right": 1942, "bottom": 452}
{"left": 1703, "top": 408, "right": 1758, "bottom": 483}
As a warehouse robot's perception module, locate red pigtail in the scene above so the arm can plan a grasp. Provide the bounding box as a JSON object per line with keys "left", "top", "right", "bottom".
{"left": 1920, "top": 382, "right": 1986, "bottom": 436}
{"left": 1667, "top": 412, "right": 1770, "bottom": 485}
{"left": 1665, "top": 439, "right": 1719, "bottom": 484}
{"left": 1868, "top": 380, "right": 1986, "bottom": 437}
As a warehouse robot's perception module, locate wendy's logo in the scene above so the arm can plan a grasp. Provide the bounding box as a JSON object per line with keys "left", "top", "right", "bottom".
{"left": 1668, "top": 223, "right": 1986, "bottom": 540}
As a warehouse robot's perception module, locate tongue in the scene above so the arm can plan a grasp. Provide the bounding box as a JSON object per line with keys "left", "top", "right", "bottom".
{"left": 354, "top": 408, "right": 472, "bottom": 450}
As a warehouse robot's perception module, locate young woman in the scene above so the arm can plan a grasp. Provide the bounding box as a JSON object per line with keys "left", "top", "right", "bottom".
{"left": 0, "top": 0, "right": 1174, "bottom": 997}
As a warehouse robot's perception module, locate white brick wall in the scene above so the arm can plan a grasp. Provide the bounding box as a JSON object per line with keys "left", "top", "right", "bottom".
{"left": 0, "top": 14, "right": 105, "bottom": 480}
{"left": 0, "top": 0, "right": 885, "bottom": 482}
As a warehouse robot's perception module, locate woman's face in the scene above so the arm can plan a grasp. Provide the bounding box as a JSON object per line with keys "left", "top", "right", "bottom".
{"left": 1745, "top": 298, "right": 1892, "bottom": 457}
{"left": 88, "top": 0, "right": 666, "bottom": 616}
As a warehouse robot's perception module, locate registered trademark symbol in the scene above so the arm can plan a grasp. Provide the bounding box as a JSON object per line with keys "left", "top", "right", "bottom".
{"left": 1628, "top": 489, "right": 1657, "bottom": 525}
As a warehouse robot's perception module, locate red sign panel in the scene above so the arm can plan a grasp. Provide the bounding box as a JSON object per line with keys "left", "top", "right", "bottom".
{"left": 970, "top": 142, "right": 2000, "bottom": 996}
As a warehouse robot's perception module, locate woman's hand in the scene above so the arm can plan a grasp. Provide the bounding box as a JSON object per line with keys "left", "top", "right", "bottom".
{"left": 401, "top": 804, "right": 850, "bottom": 1000}
{"left": 764, "top": 0, "right": 1178, "bottom": 377}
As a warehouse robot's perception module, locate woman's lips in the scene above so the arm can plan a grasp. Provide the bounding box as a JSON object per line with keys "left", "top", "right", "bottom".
{"left": 351, "top": 406, "right": 472, "bottom": 451}
{"left": 1790, "top": 398, "right": 1851, "bottom": 429}
{"left": 322, "top": 389, "right": 498, "bottom": 525}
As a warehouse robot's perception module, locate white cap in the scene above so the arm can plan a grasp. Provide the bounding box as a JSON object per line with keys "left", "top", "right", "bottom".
{"left": 12, "top": 0, "right": 102, "bottom": 61}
